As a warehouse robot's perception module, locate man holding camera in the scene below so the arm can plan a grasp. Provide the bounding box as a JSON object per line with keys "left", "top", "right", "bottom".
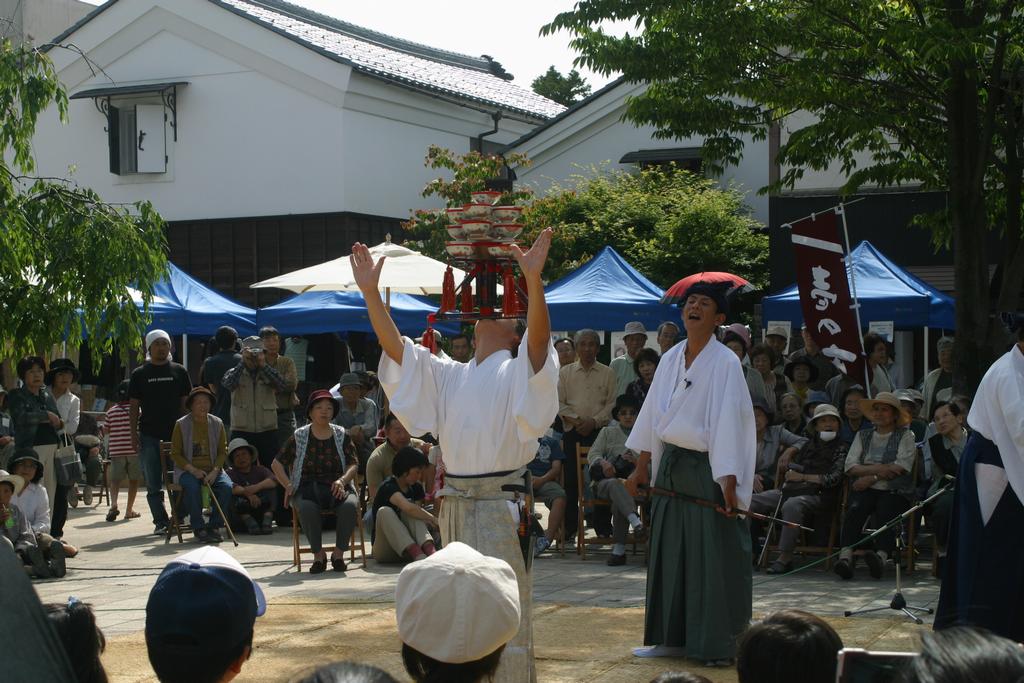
{"left": 222, "top": 336, "right": 288, "bottom": 469}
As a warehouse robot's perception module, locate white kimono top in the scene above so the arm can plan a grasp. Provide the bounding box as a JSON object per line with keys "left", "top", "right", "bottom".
{"left": 626, "top": 337, "right": 757, "bottom": 509}
{"left": 379, "top": 333, "right": 559, "bottom": 476}
{"left": 968, "top": 344, "right": 1024, "bottom": 506}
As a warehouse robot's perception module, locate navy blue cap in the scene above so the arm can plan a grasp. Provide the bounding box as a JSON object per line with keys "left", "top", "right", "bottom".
{"left": 146, "top": 547, "right": 265, "bottom": 650}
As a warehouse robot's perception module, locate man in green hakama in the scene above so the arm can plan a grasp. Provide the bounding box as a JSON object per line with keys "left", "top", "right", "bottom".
{"left": 626, "top": 282, "right": 756, "bottom": 665}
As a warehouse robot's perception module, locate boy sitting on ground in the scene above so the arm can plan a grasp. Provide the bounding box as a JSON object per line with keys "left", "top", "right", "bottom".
{"left": 104, "top": 380, "right": 142, "bottom": 522}
{"left": 371, "top": 446, "right": 438, "bottom": 563}
{"left": 226, "top": 438, "right": 276, "bottom": 534}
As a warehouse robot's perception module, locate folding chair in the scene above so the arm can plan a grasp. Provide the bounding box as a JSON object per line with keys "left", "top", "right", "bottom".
{"left": 159, "top": 442, "right": 188, "bottom": 544}
{"left": 837, "top": 449, "right": 921, "bottom": 575}
{"left": 291, "top": 493, "right": 367, "bottom": 572}
{"left": 575, "top": 445, "right": 647, "bottom": 561}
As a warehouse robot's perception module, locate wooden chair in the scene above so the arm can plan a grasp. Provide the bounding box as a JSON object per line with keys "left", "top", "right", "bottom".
{"left": 757, "top": 488, "right": 842, "bottom": 571}
{"left": 159, "top": 442, "right": 188, "bottom": 544}
{"left": 291, "top": 492, "right": 368, "bottom": 572}
{"left": 575, "top": 445, "right": 647, "bottom": 561}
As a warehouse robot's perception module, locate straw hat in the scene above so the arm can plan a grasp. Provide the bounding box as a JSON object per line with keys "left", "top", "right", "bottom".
{"left": 0, "top": 470, "right": 26, "bottom": 496}
{"left": 858, "top": 391, "right": 912, "bottom": 428}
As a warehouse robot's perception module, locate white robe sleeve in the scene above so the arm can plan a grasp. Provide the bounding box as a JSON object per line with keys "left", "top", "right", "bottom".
{"left": 626, "top": 344, "right": 680, "bottom": 457}
{"left": 707, "top": 356, "right": 757, "bottom": 510}
{"left": 511, "top": 333, "right": 560, "bottom": 443}
{"left": 378, "top": 337, "right": 456, "bottom": 438}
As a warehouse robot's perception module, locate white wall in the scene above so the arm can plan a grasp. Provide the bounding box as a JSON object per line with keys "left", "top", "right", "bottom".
{"left": 511, "top": 81, "right": 771, "bottom": 226}
{"left": 777, "top": 109, "right": 919, "bottom": 193}
{"left": 0, "top": 0, "right": 91, "bottom": 46}
{"left": 30, "top": 0, "right": 546, "bottom": 222}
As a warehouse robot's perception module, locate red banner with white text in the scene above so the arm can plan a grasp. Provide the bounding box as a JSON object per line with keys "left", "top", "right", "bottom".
{"left": 789, "top": 209, "right": 870, "bottom": 389}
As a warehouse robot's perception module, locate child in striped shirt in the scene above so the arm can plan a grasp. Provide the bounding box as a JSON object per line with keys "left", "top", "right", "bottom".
{"left": 104, "top": 381, "right": 142, "bottom": 522}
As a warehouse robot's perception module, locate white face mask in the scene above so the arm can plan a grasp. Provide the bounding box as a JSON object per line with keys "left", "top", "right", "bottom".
{"left": 818, "top": 431, "right": 837, "bottom": 442}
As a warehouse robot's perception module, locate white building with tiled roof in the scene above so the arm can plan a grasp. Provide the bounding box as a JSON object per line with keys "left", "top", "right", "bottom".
{"left": 31, "top": 0, "right": 563, "bottom": 306}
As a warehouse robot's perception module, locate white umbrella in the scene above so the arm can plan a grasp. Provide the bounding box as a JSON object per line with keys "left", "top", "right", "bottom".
{"left": 250, "top": 237, "right": 500, "bottom": 297}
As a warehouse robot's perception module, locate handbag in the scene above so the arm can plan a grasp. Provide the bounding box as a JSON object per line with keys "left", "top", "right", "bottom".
{"left": 54, "top": 433, "right": 85, "bottom": 486}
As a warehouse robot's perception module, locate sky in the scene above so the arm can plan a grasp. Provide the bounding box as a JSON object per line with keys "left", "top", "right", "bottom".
{"left": 79, "top": 0, "right": 621, "bottom": 91}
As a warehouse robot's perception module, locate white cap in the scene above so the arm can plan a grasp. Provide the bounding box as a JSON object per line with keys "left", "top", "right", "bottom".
{"left": 766, "top": 324, "right": 790, "bottom": 339}
{"left": 0, "top": 470, "right": 26, "bottom": 496}
{"left": 145, "top": 329, "right": 172, "bottom": 350}
{"left": 623, "top": 321, "right": 647, "bottom": 337}
{"left": 395, "top": 542, "right": 520, "bottom": 664}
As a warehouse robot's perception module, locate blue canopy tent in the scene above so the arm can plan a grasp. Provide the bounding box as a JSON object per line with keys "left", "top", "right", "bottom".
{"left": 761, "top": 241, "right": 954, "bottom": 329}
{"left": 145, "top": 263, "right": 258, "bottom": 337}
{"left": 761, "top": 240, "right": 955, "bottom": 376}
{"left": 256, "top": 290, "right": 458, "bottom": 337}
{"left": 135, "top": 264, "right": 257, "bottom": 371}
{"left": 545, "top": 246, "right": 678, "bottom": 331}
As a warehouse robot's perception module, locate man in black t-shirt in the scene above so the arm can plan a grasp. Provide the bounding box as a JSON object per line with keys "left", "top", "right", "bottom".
{"left": 201, "top": 326, "right": 241, "bottom": 430}
{"left": 371, "top": 446, "right": 438, "bottom": 563}
{"left": 129, "top": 330, "right": 192, "bottom": 534}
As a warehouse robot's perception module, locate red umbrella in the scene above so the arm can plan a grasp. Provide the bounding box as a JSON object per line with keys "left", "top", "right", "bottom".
{"left": 661, "top": 272, "right": 754, "bottom": 305}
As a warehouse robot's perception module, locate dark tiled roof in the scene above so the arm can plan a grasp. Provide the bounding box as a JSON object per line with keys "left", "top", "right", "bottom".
{"left": 214, "top": 0, "right": 565, "bottom": 119}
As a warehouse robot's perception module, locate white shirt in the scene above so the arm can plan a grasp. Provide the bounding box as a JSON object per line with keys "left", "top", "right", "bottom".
{"left": 54, "top": 390, "right": 80, "bottom": 436}
{"left": 626, "top": 338, "right": 757, "bottom": 509}
{"left": 968, "top": 344, "right": 1024, "bottom": 504}
{"left": 379, "top": 333, "right": 559, "bottom": 475}
{"left": 12, "top": 482, "right": 51, "bottom": 535}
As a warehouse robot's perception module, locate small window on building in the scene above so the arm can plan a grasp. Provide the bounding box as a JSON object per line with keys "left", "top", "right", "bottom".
{"left": 107, "top": 103, "right": 166, "bottom": 175}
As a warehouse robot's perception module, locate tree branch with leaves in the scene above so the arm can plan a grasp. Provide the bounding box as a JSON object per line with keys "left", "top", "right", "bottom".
{"left": 0, "top": 40, "right": 168, "bottom": 361}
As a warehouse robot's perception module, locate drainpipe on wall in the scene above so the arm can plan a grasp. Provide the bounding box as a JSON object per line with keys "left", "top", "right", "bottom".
{"left": 473, "top": 111, "right": 503, "bottom": 153}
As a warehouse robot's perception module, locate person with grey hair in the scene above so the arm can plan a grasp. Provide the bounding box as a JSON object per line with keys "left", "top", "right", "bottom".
{"left": 656, "top": 322, "right": 681, "bottom": 354}
{"left": 922, "top": 336, "right": 955, "bottom": 417}
{"left": 558, "top": 328, "right": 617, "bottom": 537}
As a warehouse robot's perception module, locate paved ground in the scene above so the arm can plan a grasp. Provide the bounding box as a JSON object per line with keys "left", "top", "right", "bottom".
{"left": 32, "top": 500, "right": 942, "bottom": 682}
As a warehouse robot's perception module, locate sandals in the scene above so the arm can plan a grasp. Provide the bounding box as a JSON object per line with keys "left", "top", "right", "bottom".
{"left": 309, "top": 558, "right": 327, "bottom": 574}
{"left": 106, "top": 508, "right": 120, "bottom": 522}
{"left": 124, "top": 511, "right": 140, "bottom": 519}
{"left": 766, "top": 560, "right": 793, "bottom": 575}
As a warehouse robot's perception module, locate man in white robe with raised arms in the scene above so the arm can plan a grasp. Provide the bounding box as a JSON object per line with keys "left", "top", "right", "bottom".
{"left": 350, "top": 229, "right": 558, "bottom": 683}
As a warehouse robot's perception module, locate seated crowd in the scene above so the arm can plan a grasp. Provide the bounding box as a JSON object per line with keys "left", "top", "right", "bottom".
{"left": 0, "top": 320, "right": 968, "bottom": 592}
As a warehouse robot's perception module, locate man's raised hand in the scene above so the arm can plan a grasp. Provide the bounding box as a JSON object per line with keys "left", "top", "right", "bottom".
{"left": 350, "top": 242, "right": 385, "bottom": 293}
{"left": 511, "top": 228, "right": 553, "bottom": 282}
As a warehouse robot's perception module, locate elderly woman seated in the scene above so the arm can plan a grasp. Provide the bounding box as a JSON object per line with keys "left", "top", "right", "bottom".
{"left": 170, "top": 387, "right": 233, "bottom": 544}
{"left": 587, "top": 394, "right": 647, "bottom": 567}
{"left": 833, "top": 391, "right": 917, "bottom": 580}
{"left": 749, "top": 404, "right": 848, "bottom": 574}
{"left": 272, "top": 390, "right": 358, "bottom": 574}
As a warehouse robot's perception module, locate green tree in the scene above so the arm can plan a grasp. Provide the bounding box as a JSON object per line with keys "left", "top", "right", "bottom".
{"left": 523, "top": 165, "right": 767, "bottom": 287}
{"left": 0, "top": 41, "right": 168, "bottom": 359}
{"left": 403, "top": 145, "right": 533, "bottom": 259}
{"left": 405, "top": 148, "right": 766, "bottom": 288}
{"left": 531, "top": 65, "right": 592, "bottom": 106}
{"left": 544, "top": 0, "right": 1024, "bottom": 393}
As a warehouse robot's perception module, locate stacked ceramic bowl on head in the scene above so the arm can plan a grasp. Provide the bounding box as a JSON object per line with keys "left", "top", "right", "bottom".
{"left": 445, "top": 190, "right": 524, "bottom": 259}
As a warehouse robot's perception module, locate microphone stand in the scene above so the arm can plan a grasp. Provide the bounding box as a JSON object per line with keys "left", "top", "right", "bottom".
{"left": 844, "top": 482, "right": 952, "bottom": 624}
